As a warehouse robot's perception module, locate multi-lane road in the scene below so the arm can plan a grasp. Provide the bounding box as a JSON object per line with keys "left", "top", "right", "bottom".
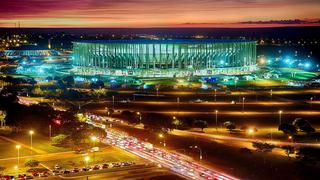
{"left": 87, "top": 117, "right": 238, "bottom": 180}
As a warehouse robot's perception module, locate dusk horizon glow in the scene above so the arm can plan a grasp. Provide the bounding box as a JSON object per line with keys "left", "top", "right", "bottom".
{"left": 0, "top": 0, "right": 320, "bottom": 28}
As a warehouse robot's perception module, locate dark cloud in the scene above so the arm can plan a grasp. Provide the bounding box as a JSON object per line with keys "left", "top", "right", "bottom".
{"left": 239, "top": 19, "right": 320, "bottom": 24}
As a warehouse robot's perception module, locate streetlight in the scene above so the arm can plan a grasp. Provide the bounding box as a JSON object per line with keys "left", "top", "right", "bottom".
{"left": 91, "top": 136, "right": 97, "bottom": 163}
{"left": 156, "top": 87, "right": 159, "bottom": 97}
{"left": 159, "top": 133, "right": 166, "bottom": 147}
{"left": 16, "top": 145, "right": 21, "bottom": 168}
{"left": 112, "top": 96, "right": 115, "bottom": 109}
{"left": 190, "top": 145, "right": 202, "bottom": 160}
{"left": 214, "top": 89, "right": 217, "bottom": 102}
{"left": 177, "top": 97, "right": 180, "bottom": 113}
{"left": 247, "top": 128, "right": 254, "bottom": 139}
{"left": 310, "top": 97, "right": 313, "bottom": 108}
{"left": 278, "top": 110, "right": 283, "bottom": 125}
{"left": 242, "top": 97, "right": 245, "bottom": 112}
{"left": 84, "top": 156, "right": 90, "bottom": 167}
{"left": 29, "top": 130, "right": 34, "bottom": 156}
{"left": 215, "top": 110, "right": 218, "bottom": 132}
{"left": 137, "top": 112, "right": 142, "bottom": 124}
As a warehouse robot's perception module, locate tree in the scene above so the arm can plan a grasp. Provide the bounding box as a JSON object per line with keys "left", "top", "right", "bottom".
{"left": 296, "top": 147, "right": 320, "bottom": 165}
{"left": 193, "top": 120, "right": 208, "bottom": 132}
{"left": 224, "top": 121, "right": 236, "bottom": 133}
{"left": 281, "top": 145, "right": 295, "bottom": 159}
{"left": 32, "top": 86, "right": 44, "bottom": 96}
{"left": 75, "top": 113, "right": 86, "bottom": 122}
{"left": 52, "top": 134, "right": 68, "bottom": 146}
{"left": 25, "top": 159, "right": 40, "bottom": 167}
{"left": 278, "top": 123, "right": 297, "bottom": 135}
{"left": 172, "top": 118, "right": 183, "bottom": 129}
{"left": 292, "top": 118, "right": 315, "bottom": 133}
{"left": 143, "top": 113, "right": 173, "bottom": 133}
{"left": 62, "top": 76, "right": 75, "bottom": 86}
{"left": 0, "top": 110, "right": 6, "bottom": 128}
{"left": 252, "top": 142, "right": 276, "bottom": 152}
{"left": 121, "top": 110, "right": 137, "bottom": 124}
{"left": 0, "top": 166, "right": 6, "bottom": 174}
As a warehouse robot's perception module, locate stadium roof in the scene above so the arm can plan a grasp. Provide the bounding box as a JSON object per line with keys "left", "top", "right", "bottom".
{"left": 74, "top": 39, "right": 255, "bottom": 44}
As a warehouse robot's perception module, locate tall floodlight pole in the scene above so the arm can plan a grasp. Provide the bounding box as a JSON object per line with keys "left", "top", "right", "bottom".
{"left": 215, "top": 110, "right": 218, "bottom": 132}
{"left": 279, "top": 110, "right": 283, "bottom": 125}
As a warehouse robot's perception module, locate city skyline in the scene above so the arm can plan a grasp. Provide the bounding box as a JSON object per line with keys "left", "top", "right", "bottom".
{"left": 0, "top": 0, "right": 320, "bottom": 28}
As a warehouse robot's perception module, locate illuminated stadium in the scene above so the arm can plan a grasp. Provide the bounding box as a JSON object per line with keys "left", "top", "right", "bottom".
{"left": 72, "top": 39, "right": 257, "bottom": 77}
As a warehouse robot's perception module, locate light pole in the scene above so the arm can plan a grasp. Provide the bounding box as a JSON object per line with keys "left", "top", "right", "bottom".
{"left": 247, "top": 128, "right": 254, "bottom": 139}
{"left": 310, "top": 97, "right": 313, "bottom": 108}
{"left": 112, "top": 96, "right": 115, "bottom": 109}
{"left": 190, "top": 145, "right": 202, "bottom": 160}
{"left": 173, "top": 116, "right": 177, "bottom": 129}
{"left": 91, "top": 136, "right": 97, "bottom": 163}
{"left": 137, "top": 112, "right": 142, "bottom": 124}
{"left": 84, "top": 156, "right": 90, "bottom": 167}
{"left": 270, "top": 89, "right": 273, "bottom": 100}
{"left": 16, "top": 145, "right": 21, "bottom": 169}
{"left": 215, "top": 110, "right": 218, "bottom": 132}
{"left": 279, "top": 110, "right": 283, "bottom": 125}
{"left": 29, "top": 130, "right": 34, "bottom": 156}
{"left": 156, "top": 88, "right": 159, "bottom": 97}
{"left": 159, "top": 133, "right": 166, "bottom": 147}
{"left": 214, "top": 89, "right": 217, "bottom": 102}
{"left": 242, "top": 97, "right": 245, "bottom": 112}
{"left": 49, "top": 125, "right": 51, "bottom": 140}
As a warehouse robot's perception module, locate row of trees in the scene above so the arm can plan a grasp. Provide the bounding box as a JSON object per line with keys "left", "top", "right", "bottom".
{"left": 251, "top": 141, "right": 320, "bottom": 165}
{"left": 279, "top": 118, "right": 315, "bottom": 135}
{"left": 120, "top": 111, "right": 208, "bottom": 133}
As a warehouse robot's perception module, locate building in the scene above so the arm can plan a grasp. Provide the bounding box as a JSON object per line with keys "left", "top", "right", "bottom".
{"left": 3, "top": 45, "right": 60, "bottom": 58}
{"left": 72, "top": 39, "right": 257, "bottom": 77}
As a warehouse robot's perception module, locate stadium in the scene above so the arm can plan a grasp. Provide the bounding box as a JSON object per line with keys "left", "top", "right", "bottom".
{"left": 72, "top": 39, "right": 257, "bottom": 77}
{"left": 3, "top": 45, "right": 60, "bottom": 58}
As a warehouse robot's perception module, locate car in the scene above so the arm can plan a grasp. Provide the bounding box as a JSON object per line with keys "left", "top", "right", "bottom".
{"left": 91, "top": 165, "right": 100, "bottom": 170}
{"left": 81, "top": 167, "right": 90, "bottom": 172}
{"left": 101, "top": 164, "right": 109, "bottom": 169}
{"left": 38, "top": 173, "right": 48, "bottom": 178}
{"left": 90, "top": 147, "right": 100, "bottom": 152}
{"left": 62, "top": 170, "right": 70, "bottom": 174}
{"left": 25, "top": 175, "right": 33, "bottom": 179}
{"left": 121, "top": 162, "right": 134, "bottom": 166}
{"left": 111, "top": 162, "right": 121, "bottom": 167}
{"left": 31, "top": 172, "right": 39, "bottom": 177}
{"left": 120, "top": 99, "right": 130, "bottom": 103}
{"left": 71, "top": 168, "right": 80, "bottom": 173}
{"left": 54, "top": 164, "right": 61, "bottom": 169}
{"left": 52, "top": 170, "right": 61, "bottom": 176}
{"left": 2, "top": 175, "right": 15, "bottom": 180}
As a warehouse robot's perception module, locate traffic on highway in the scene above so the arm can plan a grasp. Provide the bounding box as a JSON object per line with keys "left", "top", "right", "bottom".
{"left": 86, "top": 115, "right": 238, "bottom": 180}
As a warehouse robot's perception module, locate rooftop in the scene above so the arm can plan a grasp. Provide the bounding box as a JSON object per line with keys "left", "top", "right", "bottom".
{"left": 74, "top": 39, "right": 255, "bottom": 44}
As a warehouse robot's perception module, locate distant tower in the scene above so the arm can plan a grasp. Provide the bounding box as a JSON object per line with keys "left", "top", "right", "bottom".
{"left": 48, "top": 39, "right": 51, "bottom": 49}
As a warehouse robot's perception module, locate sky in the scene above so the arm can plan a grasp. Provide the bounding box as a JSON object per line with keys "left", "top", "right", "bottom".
{"left": 0, "top": 0, "right": 320, "bottom": 28}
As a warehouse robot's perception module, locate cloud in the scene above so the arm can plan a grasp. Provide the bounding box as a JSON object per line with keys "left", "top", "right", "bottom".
{"left": 239, "top": 19, "right": 320, "bottom": 24}
{"left": 0, "top": 0, "right": 319, "bottom": 27}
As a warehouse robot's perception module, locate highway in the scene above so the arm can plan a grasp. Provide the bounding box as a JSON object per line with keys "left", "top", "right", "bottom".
{"left": 87, "top": 118, "right": 238, "bottom": 180}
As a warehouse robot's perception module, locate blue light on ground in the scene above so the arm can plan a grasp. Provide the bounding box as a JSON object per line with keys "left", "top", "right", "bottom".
{"left": 91, "top": 78, "right": 98, "bottom": 82}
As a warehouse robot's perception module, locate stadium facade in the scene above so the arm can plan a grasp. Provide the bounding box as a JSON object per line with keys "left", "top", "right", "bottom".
{"left": 72, "top": 39, "right": 257, "bottom": 77}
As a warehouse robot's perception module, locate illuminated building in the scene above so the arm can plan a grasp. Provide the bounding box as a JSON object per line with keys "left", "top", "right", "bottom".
{"left": 72, "top": 39, "right": 257, "bottom": 77}
{"left": 4, "top": 45, "right": 60, "bottom": 58}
